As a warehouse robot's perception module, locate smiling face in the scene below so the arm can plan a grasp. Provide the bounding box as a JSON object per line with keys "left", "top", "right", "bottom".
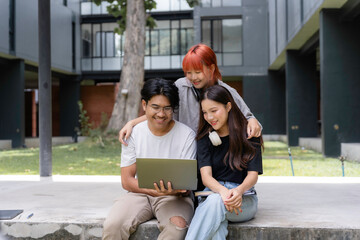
{"left": 201, "top": 98, "right": 231, "bottom": 136}
{"left": 142, "top": 94, "right": 174, "bottom": 136}
{"left": 185, "top": 64, "right": 215, "bottom": 89}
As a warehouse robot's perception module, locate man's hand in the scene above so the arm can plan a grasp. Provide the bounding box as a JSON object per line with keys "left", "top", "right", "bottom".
{"left": 247, "top": 118, "right": 262, "bottom": 139}
{"left": 153, "top": 180, "right": 188, "bottom": 196}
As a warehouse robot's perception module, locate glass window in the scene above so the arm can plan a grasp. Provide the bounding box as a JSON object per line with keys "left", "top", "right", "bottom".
{"left": 181, "top": 19, "right": 193, "bottom": 28}
{"left": 212, "top": 20, "right": 222, "bottom": 52}
{"left": 145, "top": 31, "right": 150, "bottom": 56}
{"left": 82, "top": 24, "right": 91, "bottom": 57}
{"left": 93, "top": 24, "right": 101, "bottom": 57}
{"left": 180, "top": 29, "right": 193, "bottom": 54}
{"left": 105, "top": 32, "right": 114, "bottom": 57}
{"left": 202, "top": 20, "right": 211, "bottom": 47}
{"left": 151, "top": 30, "right": 159, "bottom": 55}
{"left": 223, "top": 19, "right": 242, "bottom": 52}
{"left": 81, "top": 18, "right": 193, "bottom": 71}
{"left": 171, "top": 29, "right": 180, "bottom": 54}
{"left": 102, "top": 23, "right": 118, "bottom": 32}
{"left": 101, "top": 32, "right": 106, "bottom": 57}
{"left": 159, "top": 29, "right": 171, "bottom": 55}
{"left": 201, "top": 0, "right": 242, "bottom": 7}
{"left": 121, "top": 32, "right": 126, "bottom": 56}
{"left": 171, "top": 20, "right": 179, "bottom": 28}
{"left": 223, "top": 0, "right": 241, "bottom": 7}
{"left": 115, "top": 34, "right": 122, "bottom": 57}
{"left": 201, "top": 18, "right": 242, "bottom": 66}
{"left": 156, "top": 20, "right": 170, "bottom": 29}
{"left": 186, "top": 29, "right": 194, "bottom": 51}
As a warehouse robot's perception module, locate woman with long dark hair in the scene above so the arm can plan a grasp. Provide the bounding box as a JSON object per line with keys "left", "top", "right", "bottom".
{"left": 185, "top": 85, "right": 263, "bottom": 240}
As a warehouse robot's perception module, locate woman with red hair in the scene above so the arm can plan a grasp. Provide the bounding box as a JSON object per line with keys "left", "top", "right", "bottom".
{"left": 119, "top": 43, "right": 261, "bottom": 142}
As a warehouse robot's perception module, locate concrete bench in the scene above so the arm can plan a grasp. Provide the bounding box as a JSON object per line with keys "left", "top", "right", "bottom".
{"left": 1, "top": 176, "right": 360, "bottom": 240}
{"left": 3, "top": 219, "right": 360, "bottom": 240}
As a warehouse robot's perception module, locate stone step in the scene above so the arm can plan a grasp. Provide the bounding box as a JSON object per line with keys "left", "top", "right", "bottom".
{"left": 2, "top": 219, "right": 360, "bottom": 240}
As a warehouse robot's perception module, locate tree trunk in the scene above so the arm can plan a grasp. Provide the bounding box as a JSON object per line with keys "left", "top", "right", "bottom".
{"left": 107, "top": 0, "right": 146, "bottom": 131}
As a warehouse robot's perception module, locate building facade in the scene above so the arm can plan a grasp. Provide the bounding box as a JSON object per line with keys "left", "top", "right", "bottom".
{"left": 250, "top": 0, "right": 360, "bottom": 157}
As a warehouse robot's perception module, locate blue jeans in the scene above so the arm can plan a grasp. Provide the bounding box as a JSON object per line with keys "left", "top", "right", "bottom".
{"left": 185, "top": 181, "right": 258, "bottom": 240}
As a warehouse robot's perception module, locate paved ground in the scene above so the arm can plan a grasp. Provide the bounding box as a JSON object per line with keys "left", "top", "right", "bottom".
{"left": 1, "top": 175, "right": 360, "bottom": 239}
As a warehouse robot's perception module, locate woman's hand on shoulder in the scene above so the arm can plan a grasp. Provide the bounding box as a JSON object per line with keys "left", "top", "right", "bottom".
{"left": 247, "top": 118, "right": 262, "bottom": 139}
{"left": 119, "top": 121, "right": 134, "bottom": 146}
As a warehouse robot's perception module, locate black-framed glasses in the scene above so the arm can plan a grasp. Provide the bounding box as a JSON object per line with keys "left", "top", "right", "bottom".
{"left": 149, "top": 104, "right": 173, "bottom": 113}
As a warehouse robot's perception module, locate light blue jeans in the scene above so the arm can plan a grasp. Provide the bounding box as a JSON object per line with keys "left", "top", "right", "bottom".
{"left": 185, "top": 181, "right": 258, "bottom": 240}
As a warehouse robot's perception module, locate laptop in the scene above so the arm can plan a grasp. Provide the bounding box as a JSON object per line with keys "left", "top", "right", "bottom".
{"left": 136, "top": 158, "right": 197, "bottom": 190}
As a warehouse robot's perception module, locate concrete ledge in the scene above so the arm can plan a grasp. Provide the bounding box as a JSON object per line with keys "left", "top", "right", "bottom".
{"left": 2, "top": 176, "right": 360, "bottom": 240}
{"left": 299, "top": 137, "right": 322, "bottom": 153}
{"left": 341, "top": 143, "right": 360, "bottom": 163}
{"left": 0, "top": 140, "right": 11, "bottom": 150}
{"left": 262, "top": 134, "right": 287, "bottom": 143}
{"left": 2, "top": 221, "right": 103, "bottom": 240}
{"left": 3, "top": 220, "right": 360, "bottom": 240}
{"left": 25, "top": 137, "right": 74, "bottom": 148}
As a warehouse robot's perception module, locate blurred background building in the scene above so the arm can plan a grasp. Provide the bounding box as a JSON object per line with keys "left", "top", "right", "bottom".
{"left": 0, "top": 0, "right": 359, "bottom": 157}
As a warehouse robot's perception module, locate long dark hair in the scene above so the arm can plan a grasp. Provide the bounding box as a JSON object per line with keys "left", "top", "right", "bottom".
{"left": 197, "top": 85, "right": 260, "bottom": 171}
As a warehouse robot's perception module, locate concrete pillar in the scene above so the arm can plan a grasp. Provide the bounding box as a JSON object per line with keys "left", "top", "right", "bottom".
{"left": 243, "top": 74, "right": 286, "bottom": 135}
{"left": 320, "top": 9, "right": 360, "bottom": 157}
{"left": 38, "top": 0, "right": 52, "bottom": 176}
{"left": 0, "top": 60, "right": 25, "bottom": 148}
{"left": 59, "top": 78, "right": 80, "bottom": 137}
{"left": 267, "top": 71, "right": 286, "bottom": 134}
{"left": 285, "top": 50, "right": 318, "bottom": 146}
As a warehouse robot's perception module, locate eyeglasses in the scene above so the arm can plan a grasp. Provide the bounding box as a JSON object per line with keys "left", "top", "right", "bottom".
{"left": 149, "top": 104, "right": 173, "bottom": 113}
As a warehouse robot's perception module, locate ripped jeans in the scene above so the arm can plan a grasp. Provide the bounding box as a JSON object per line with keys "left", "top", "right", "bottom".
{"left": 185, "top": 181, "right": 258, "bottom": 240}
{"left": 103, "top": 192, "right": 194, "bottom": 240}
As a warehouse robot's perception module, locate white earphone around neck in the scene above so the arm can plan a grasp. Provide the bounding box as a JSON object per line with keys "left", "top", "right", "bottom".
{"left": 209, "top": 131, "right": 222, "bottom": 146}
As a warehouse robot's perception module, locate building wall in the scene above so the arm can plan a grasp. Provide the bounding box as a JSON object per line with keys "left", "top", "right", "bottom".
{"left": 194, "top": 0, "right": 269, "bottom": 77}
{"left": 67, "top": 0, "right": 81, "bottom": 74}
{"left": 268, "top": 0, "right": 323, "bottom": 65}
{"left": 0, "top": 1, "right": 9, "bottom": 53}
{"left": 80, "top": 85, "right": 116, "bottom": 129}
{"left": 15, "top": 0, "right": 79, "bottom": 73}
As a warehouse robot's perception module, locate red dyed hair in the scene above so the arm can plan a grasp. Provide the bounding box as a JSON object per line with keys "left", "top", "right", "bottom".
{"left": 182, "top": 44, "right": 222, "bottom": 85}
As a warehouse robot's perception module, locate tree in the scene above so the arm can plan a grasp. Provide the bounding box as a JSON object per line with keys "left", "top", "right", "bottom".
{"left": 94, "top": 0, "right": 199, "bottom": 131}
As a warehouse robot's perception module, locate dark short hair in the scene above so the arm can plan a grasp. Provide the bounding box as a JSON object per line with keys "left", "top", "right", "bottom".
{"left": 141, "top": 78, "right": 179, "bottom": 110}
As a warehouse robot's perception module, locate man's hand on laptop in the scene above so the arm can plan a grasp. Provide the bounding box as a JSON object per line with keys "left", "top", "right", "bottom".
{"left": 153, "top": 180, "right": 189, "bottom": 196}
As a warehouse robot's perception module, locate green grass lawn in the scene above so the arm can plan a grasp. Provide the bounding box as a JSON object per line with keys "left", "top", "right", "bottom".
{"left": 262, "top": 141, "right": 360, "bottom": 177}
{"left": 0, "top": 139, "right": 359, "bottom": 177}
{"left": 0, "top": 138, "right": 121, "bottom": 175}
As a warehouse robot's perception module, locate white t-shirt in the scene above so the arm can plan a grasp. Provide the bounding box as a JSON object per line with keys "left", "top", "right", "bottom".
{"left": 121, "top": 120, "right": 197, "bottom": 168}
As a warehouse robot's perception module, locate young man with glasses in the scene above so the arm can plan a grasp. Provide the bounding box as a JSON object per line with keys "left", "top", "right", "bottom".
{"left": 103, "top": 78, "right": 197, "bottom": 240}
